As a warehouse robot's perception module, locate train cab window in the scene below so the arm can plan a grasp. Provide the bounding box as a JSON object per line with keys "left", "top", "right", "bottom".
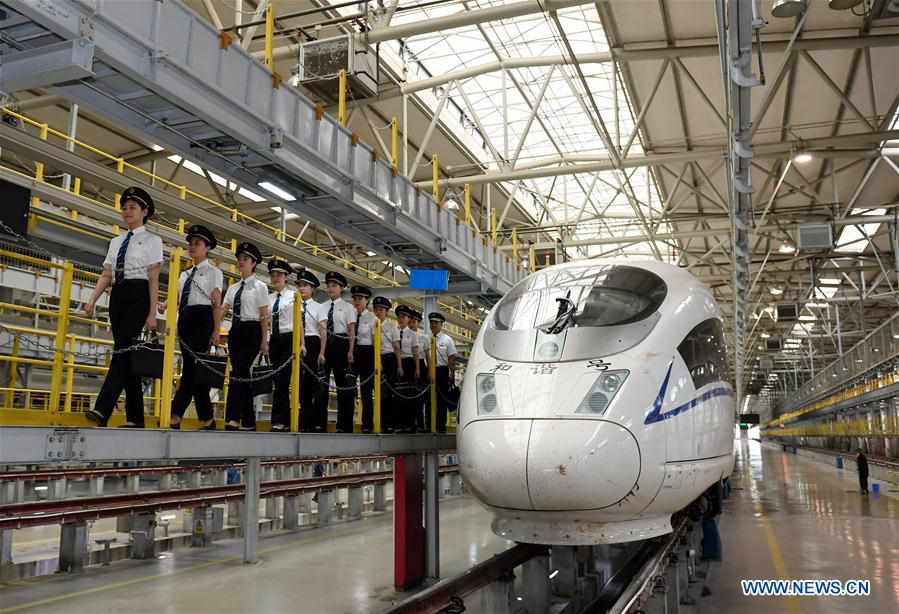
{"left": 493, "top": 265, "right": 667, "bottom": 331}
{"left": 678, "top": 319, "right": 730, "bottom": 388}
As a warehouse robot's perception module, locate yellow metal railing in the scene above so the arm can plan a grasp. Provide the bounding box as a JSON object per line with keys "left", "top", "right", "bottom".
{"left": 0, "top": 106, "right": 480, "bottom": 330}
{"left": 763, "top": 414, "right": 899, "bottom": 439}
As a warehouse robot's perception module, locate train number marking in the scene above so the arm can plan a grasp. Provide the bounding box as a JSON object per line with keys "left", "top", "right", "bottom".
{"left": 586, "top": 359, "right": 612, "bottom": 372}
{"left": 530, "top": 363, "right": 557, "bottom": 375}
{"left": 489, "top": 363, "right": 513, "bottom": 373}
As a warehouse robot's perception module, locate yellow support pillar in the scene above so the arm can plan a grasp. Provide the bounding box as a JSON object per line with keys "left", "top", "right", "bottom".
{"left": 34, "top": 161, "right": 44, "bottom": 182}
{"left": 529, "top": 242, "right": 537, "bottom": 273}
{"left": 73, "top": 177, "right": 81, "bottom": 195}
{"left": 390, "top": 117, "right": 399, "bottom": 174}
{"left": 158, "top": 247, "right": 183, "bottom": 428}
{"left": 432, "top": 155, "right": 440, "bottom": 204}
{"left": 463, "top": 184, "right": 471, "bottom": 226}
{"left": 338, "top": 69, "right": 348, "bottom": 126}
{"left": 374, "top": 318, "right": 382, "bottom": 433}
{"left": 491, "top": 208, "right": 497, "bottom": 247}
{"left": 49, "top": 262, "right": 74, "bottom": 412}
{"left": 154, "top": 378, "right": 161, "bottom": 418}
{"left": 429, "top": 336, "right": 437, "bottom": 433}
{"left": 512, "top": 228, "right": 519, "bottom": 270}
{"left": 290, "top": 294, "right": 302, "bottom": 432}
{"left": 63, "top": 336, "right": 75, "bottom": 413}
{"left": 264, "top": 4, "right": 275, "bottom": 69}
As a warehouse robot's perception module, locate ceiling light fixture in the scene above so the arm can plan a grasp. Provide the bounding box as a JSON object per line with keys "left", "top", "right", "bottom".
{"left": 828, "top": 0, "right": 863, "bottom": 9}
{"left": 769, "top": 287, "right": 784, "bottom": 295}
{"left": 772, "top": 0, "right": 807, "bottom": 17}
{"left": 779, "top": 243, "right": 796, "bottom": 254}
{"left": 793, "top": 151, "right": 813, "bottom": 164}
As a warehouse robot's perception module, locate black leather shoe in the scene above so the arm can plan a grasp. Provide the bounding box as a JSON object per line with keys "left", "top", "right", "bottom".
{"left": 271, "top": 424, "right": 288, "bottom": 432}
{"left": 85, "top": 409, "right": 106, "bottom": 426}
{"left": 239, "top": 425, "right": 256, "bottom": 431}
{"left": 117, "top": 423, "right": 144, "bottom": 428}
{"left": 169, "top": 422, "right": 181, "bottom": 430}
{"left": 201, "top": 420, "right": 217, "bottom": 431}
{"left": 225, "top": 424, "right": 239, "bottom": 431}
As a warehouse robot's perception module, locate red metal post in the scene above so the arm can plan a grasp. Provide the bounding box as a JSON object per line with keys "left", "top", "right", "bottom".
{"left": 394, "top": 453, "right": 425, "bottom": 590}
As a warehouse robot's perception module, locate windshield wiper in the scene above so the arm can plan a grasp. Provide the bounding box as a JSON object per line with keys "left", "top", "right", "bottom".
{"left": 540, "top": 295, "right": 577, "bottom": 335}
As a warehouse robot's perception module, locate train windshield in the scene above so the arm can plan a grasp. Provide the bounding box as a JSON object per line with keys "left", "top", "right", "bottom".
{"left": 494, "top": 265, "right": 666, "bottom": 331}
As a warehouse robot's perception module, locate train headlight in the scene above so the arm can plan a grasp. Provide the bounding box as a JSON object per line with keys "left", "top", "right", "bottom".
{"left": 575, "top": 370, "right": 629, "bottom": 415}
{"left": 477, "top": 374, "right": 499, "bottom": 415}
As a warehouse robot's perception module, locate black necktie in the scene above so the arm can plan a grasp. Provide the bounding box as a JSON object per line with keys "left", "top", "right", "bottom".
{"left": 233, "top": 281, "right": 245, "bottom": 321}
{"left": 327, "top": 302, "right": 335, "bottom": 336}
{"left": 179, "top": 267, "right": 196, "bottom": 312}
{"left": 302, "top": 299, "right": 308, "bottom": 335}
{"left": 272, "top": 292, "right": 281, "bottom": 336}
{"left": 400, "top": 328, "right": 405, "bottom": 350}
{"left": 114, "top": 231, "right": 133, "bottom": 284}
{"left": 356, "top": 311, "right": 362, "bottom": 342}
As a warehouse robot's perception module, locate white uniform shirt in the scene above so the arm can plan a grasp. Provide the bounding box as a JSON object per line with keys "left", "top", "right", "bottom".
{"left": 324, "top": 297, "right": 355, "bottom": 339}
{"left": 354, "top": 310, "right": 376, "bottom": 346}
{"left": 103, "top": 226, "right": 163, "bottom": 282}
{"left": 269, "top": 288, "right": 296, "bottom": 334}
{"left": 433, "top": 332, "right": 457, "bottom": 367}
{"left": 178, "top": 259, "right": 223, "bottom": 307}
{"left": 301, "top": 298, "right": 325, "bottom": 338}
{"left": 223, "top": 275, "right": 269, "bottom": 322}
{"left": 378, "top": 319, "right": 400, "bottom": 354}
{"left": 416, "top": 330, "right": 430, "bottom": 364}
{"left": 398, "top": 326, "right": 420, "bottom": 359}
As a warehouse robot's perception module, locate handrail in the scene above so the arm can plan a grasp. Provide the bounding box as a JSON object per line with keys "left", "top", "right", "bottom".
{"left": 0, "top": 301, "right": 109, "bottom": 329}
{"left": 0, "top": 107, "right": 481, "bottom": 327}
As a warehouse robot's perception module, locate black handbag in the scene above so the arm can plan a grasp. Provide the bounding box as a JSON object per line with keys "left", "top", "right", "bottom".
{"left": 446, "top": 384, "right": 461, "bottom": 412}
{"left": 129, "top": 332, "right": 164, "bottom": 379}
{"left": 251, "top": 354, "right": 274, "bottom": 397}
{"left": 196, "top": 349, "right": 228, "bottom": 390}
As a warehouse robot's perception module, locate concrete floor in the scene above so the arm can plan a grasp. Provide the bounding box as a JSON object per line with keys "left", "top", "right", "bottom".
{"left": 702, "top": 436, "right": 899, "bottom": 613}
{"left": 0, "top": 497, "right": 510, "bottom": 614}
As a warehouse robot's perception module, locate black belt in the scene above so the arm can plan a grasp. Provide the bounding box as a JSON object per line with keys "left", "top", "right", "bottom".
{"left": 113, "top": 279, "right": 149, "bottom": 287}
{"left": 182, "top": 304, "right": 213, "bottom": 311}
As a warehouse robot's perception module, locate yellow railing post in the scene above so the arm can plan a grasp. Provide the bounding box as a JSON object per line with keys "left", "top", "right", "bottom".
{"left": 429, "top": 336, "right": 437, "bottom": 433}
{"left": 512, "top": 228, "right": 519, "bottom": 270}
{"left": 264, "top": 3, "right": 275, "bottom": 69}
{"left": 63, "top": 335, "right": 75, "bottom": 413}
{"left": 158, "top": 247, "right": 182, "bottom": 428}
{"left": 291, "top": 295, "right": 302, "bottom": 432}
{"left": 390, "top": 117, "right": 399, "bottom": 174}
{"left": 73, "top": 177, "right": 81, "bottom": 195}
{"left": 154, "top": 378, "right": 161, "bottom": 418}
{"left": 49, "top": 262, "right": 74, "bottom": 412}
{"left": 491, "top": 208, "right": 498, "bottom": 247}
{"left": 34, "top": 161, "right": 44, "bottom": 182}
{"left": 432, "top": 155, "right": 440, "bottom": 203}
{"left": 338, "top": 69, "right": 348, "bottom": 127}
{"left": 463, "top": 183, "right": 471, "bottom": 226}
{"left": 374, "top": 318, "right": 382, "bottom": 433}
{"left": 529, "top": 241, "right": 537, "bottom": 273}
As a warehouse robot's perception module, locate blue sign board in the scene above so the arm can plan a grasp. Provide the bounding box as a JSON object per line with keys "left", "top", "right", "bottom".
{"left": 409, "top": 268, "right": 449, "bottom": 291}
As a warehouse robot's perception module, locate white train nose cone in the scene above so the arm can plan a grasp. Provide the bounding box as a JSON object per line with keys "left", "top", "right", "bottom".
{"left": 460, "top": 419, "right": 641, "bottom": 511}
{"left": 527, "top": 420, "right": 640, "bottom": 510}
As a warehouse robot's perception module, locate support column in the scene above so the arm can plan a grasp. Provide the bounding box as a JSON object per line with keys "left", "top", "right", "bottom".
{"left": 284, "top": 495, "right": 299, "bottom": 530}
{"left": 480, "top": 572, "right": 513, "bottom": 614}
{"left": 126, "top": 475, "right": 140, "bottom": 494}
{"left": 131, "top": 512, "right": 157, "bottom": 559}
{"left": 228, "top": 501, "right": 241, "bottom": 527}
{"left": 191, "top": 506, "right": 212, "bottom": 547}
{"left": 59, "top": 521, "right": 87, "bottom": 572}
{"left": 51, "top": 478, "right": 67, "bottom": 499}
{"left": 1, "top": 528, "right": 13, "bottom": 565}
{"left": 243, "top": 458, "right": 261, "bottom": 564}
{"left": 550, "top": 546, "right": 578, "bottom": 597}
{"left": 89, "top": 476, "right": 105, "bottom": 496}
{"left": 189, "top": 471, "right": 203, "bottom": 489}
{"left": 159, "top": 473, "right": 174, "bottom": 491}
{"left": 1, "top": 480, "right": 24, "bottom": 503}
{"left": 348, "top": 486, "right": 364, "bottom": 520}
{"left": 394, "top": 453, "right": 425, "bottom": 590}
{"left": 425, "top": 452, "right": 440, "bottom": 581}
{"left": 374, "top": 483, "right": 387, "bottom": 511}
{"left": 521, "top": 555, "right": 551, "bottom": 613}
{"left": 317, "top": 490, "right": 333, "bottom": 525}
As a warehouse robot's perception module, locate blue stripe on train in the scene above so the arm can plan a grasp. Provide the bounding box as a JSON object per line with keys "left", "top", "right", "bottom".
{"left": 644, "top": 362, "right": 734, "bottom": 425}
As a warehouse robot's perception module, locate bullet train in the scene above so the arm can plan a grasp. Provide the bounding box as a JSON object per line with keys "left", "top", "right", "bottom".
{"left": 458, "top": 261, "right": 735, "bottom": 545}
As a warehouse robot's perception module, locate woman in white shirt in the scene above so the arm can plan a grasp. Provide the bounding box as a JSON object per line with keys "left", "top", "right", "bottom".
{"left": 350, "top": 285, "right": 375, "bottom": 432}
{"left": 169, "top": 224, "right": 222, "bottom": 430}
{"left": 84, "top": 186, "right": 163, "bottom": 428}
{"left": 222, "top": 242, "right": 270, "bottom": 431}
{"left": 372, "top": 297, "right": 402, "bottom": 432}
{"left": 267, "top": 256, "right": 295, "bottom": 432}
{"left": 296, "top": 269, "right": 326, "bottom": 432}
{"left": 395, "top": 305, "right": 420, "bottom": 433}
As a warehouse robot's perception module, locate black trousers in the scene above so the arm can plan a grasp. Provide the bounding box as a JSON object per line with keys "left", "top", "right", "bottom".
{"left": 859, "top": 474, "right": 869, "bottom": 493}
{"left": 94, "top": 280, "right": 150, "bottom": 425}
{"left": 434, "top": 366, "right": 451, "bottom": 433}
{"left": 269, "top": 331, "right": 293, "bottom": 428}
{"left": 301, "top": 336, "right": 322, "bottom": 432}
{"left": 171, "top": 305, "right": 214, "bottom": 422}
{"left": 380, "top": 354, "right": 398, "bottom": 432}
{"left": 399, "top": 357, "right": 419, "bottom": 430}
{"left": 324, "top": 336, "right": 354, "bottom": 433}
{"left": 226, "top": 320, "right": 261, "bottom": 428}
{"left": 355, "top": 345, "right": 375, "bottom": 432}
{"left": 416, "top": 359, "right": 428, "bottom": 431}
